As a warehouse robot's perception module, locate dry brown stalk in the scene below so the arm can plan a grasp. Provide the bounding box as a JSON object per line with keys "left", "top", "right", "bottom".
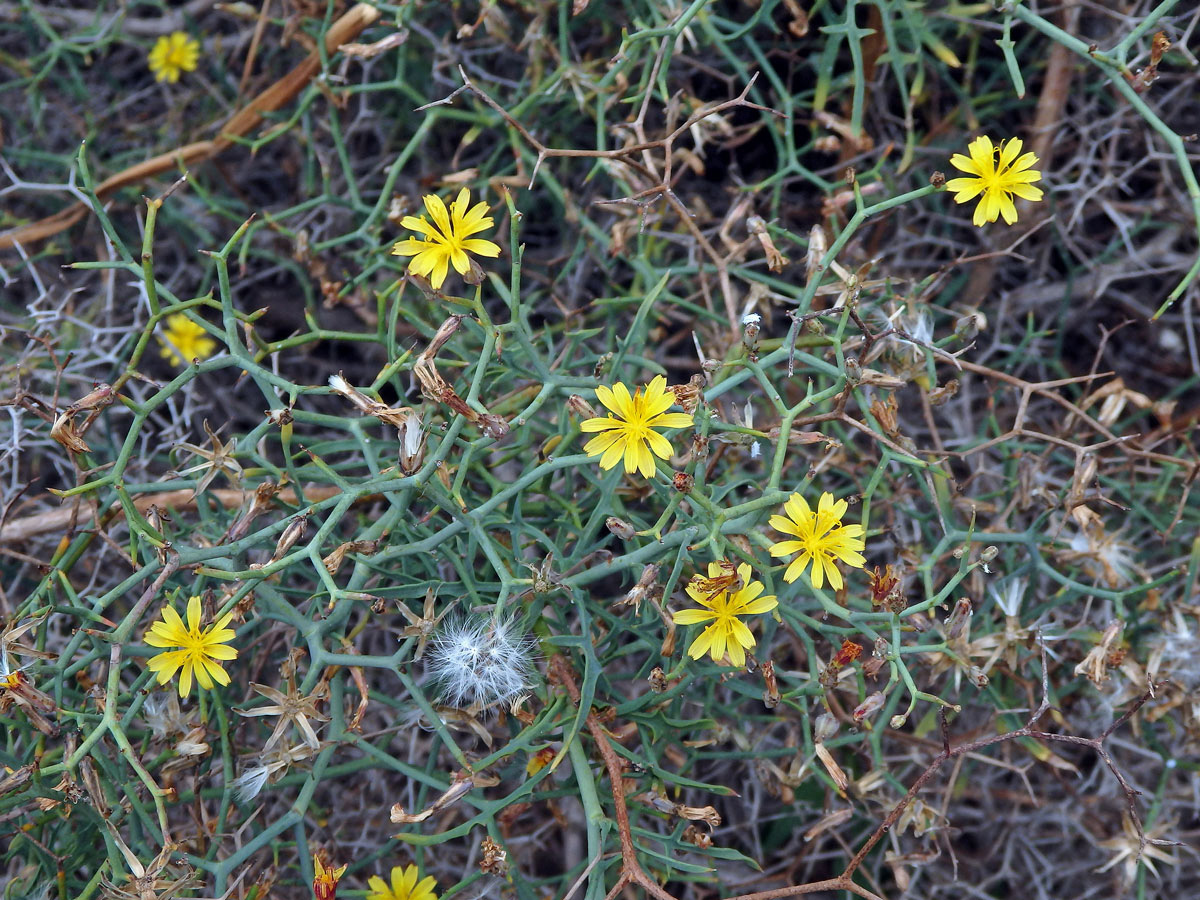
{"left": 422, "top": 56, "right": 784, "bottom": 332}
{"left": 0, "top": 485, "right": 342, "bottom": 545}
{"left": 549, "top": 655, "right": 679, "bottom": 900}
{"left": 722, "top": 647, "right": 1172, "bottom": 900}
{"left": 0, "top": 3, "right": 381, "bottom": 251}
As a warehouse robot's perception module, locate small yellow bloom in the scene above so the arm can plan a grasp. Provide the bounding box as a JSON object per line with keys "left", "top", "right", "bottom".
{"left": 945, "top": 136, "right": 1043, "bottom": 227}
{"left": 158, "top": 313, "right": 216, "bottom": 366}
{"left": 769, "top": 491, "right": 866, "bottom": 590}
{"left": 367, "top": 864, "right": 438, "bottom": 900}
{"left": 313, "top": 855, "right": 348, "bottom": 900}
{"left": 673, "top": 562, "right": 777, "bottom": 667}
{"left": 148, "top": 32, "right": 200, "bottom": 84}
{"left": 580, "top": 375, "right": 693, "bottom": 478}
{"left": 391, "top": 188, "right": 501, "bottom": 289}
{"left": 144, "top": 595, "right": 237, "bottom": 698}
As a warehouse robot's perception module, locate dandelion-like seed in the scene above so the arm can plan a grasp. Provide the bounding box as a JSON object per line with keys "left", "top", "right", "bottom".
{"left": 148, "top": 32, "right": 200, "bottom": 84}
{"left": 158, "top": 313, "right": 216, "bottom": 366}
{"left": 945, "top": 136, "right": 1043, "bottom": 227}
{"left": 424, "top": 616, "right": 536, "bottom": 710}
{"left": 580, "top": 375, "right": 694, "bottom": 478}
{"left": 769, "top": 491, "right": 866, "bottom": 589}
{"left": 391, "top": 188, "right": 501, "bottom": 290}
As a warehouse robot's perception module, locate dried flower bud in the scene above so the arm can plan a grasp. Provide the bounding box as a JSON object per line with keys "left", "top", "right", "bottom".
{"left": 868, "top": 565, "right": 905, "bottom": 613}
{"left": 463, "top": 257, "right": 487, "bottom": 286}
{"left": 928, "top": 379, "right": 959, "bottom": 407}
{"left": 605, "top": 516, "right": 637, "bottom": 540}
{"left": 832, "top": 640, "right": 863, "bottom": 668}
{"left": 682, "top": 824, "right": 713, "bottom": 848}
{"left": 648, "top": 666, "right": 668, "bottom": 693}
{"left": 669, "top": 375, "right": 704, "bottom": 414}
{"left": 761, "top": 659, "right": 779, "bottom": 709}
{"left": 691, "top": 433, "right": 709, "bottom": 461}
{"left": 397, "top": 411, "right": 426, "bottom": 475}
{"left": 271, "top": 512, "right": 309, "bottom": 563}
{"left": 843, "top": 166, "right": 856, "bottom": 186}
{"left": 979, "top": 545, "right": 999, "bottom": 563}
{"left": 852, "top": 692, "right": 886, "bottom": 724}
{"left": 593, "top": 353, "right": 613, "bottom": 380}
{"left": 806, "top": 224, "right": 828, "bottom": 285}
{"left": 943, "top": 597, "right": 972, "bottom": 641}
{"left": 967, "top": 666, "right": 989, "bottom": 688}
{"left": 479, "top": 836, "right": 508, "bottom": 876}
{"left": 619, "top": 563, "right": 660, "bottom": 613}
{"left": 673, "top": 472, "right": 694, "bottom": 493}
{"left": 814, "top": 712, "right": 840, "bottom": 743}
{"left": 930, "top": 170, "right": 946, "bottom": 188}
{"left": 954, "top": 311, "right": 984, "bottom": 341}
{"left": 742, "top": 313, "right": 762, "bottom": 360}
{"left": 567, "top": 394, "right": 598, "bottom": 420}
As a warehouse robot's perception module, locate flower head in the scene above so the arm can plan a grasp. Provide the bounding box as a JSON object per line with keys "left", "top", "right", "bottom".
{"left": 158, "top": 313, "right": 216, "bottom": 366}
{"left": 672, "top": 562, "right": 777, "bottom": 667}
{"left": 367, "top": 864, "right": 438, "bottom": 900}
{"left": 391, "top": 188, "right": 501, "bottom": 289}
{"left": 945, "top": 136, "right": 1043, "bottom": 226}
{"left": 313, "top": 855, "right": 347, "bottom": 900}
{"left": 769, "top": 492, "right": 866, "bottom": 590}
{"left": 580, "top": 375, "right": 693, "bottom": 478}
{"left": 144, "top": 596, "right": 237, "bottom": 697}
{"left": 148, "top": 32, "right": 200, "bottom": 84}
{"left": 425, "top": 615, "right": 537, "bottom": 709}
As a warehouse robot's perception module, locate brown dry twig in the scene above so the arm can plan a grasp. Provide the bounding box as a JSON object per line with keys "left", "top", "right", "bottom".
{"left": 423, "top": 56, "right": 784, "bottom": 332}
{"left": 549, "top": 655, "right": 680, "bottom": 900}
{"left": 0, "top": 3, "right": 381, "bottom": 251}
{"left": 722, "top": 644, "right": 1174, "bottom": 900}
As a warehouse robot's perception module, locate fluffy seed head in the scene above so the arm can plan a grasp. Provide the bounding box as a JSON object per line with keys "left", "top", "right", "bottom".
{"left": 424, "top": 615, "right": 537, "bottom": 709}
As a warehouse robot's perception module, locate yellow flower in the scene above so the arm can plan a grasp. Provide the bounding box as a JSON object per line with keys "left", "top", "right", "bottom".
{"left": 158, "top": 313, "right": 216, "bottom": 366}
{"left": 148, "top": 32, "right": 200, "bottom": 84}
{"left": 580, "top": 375, "right": 693, "bottom": 478}
{"left": 945, "top": 136, "right": 1043, "bottom": 227}
{"left": 144, "top": 595, "right": 237, "bottom": 698}
{"left": 769, "top": 492, "right": 866, "bottom": 590}
{"left": 673, "top": 562, "right": 777, "bottom": 667}
{"left": 313, "top": 855, "right": 348, "bottom": 900}
{"left": 391, "top": 188, "right": 501, "bottom": 289}
{"left": 367, "top": 864, "right": 438, "bottom": 900}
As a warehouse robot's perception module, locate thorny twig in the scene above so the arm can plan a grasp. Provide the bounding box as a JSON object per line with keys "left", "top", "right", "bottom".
{"left": 722, "top": 643, "right": 1175, "bottom": 900}
{"left": 550, "top": 655, "right": 679, "bottom": 900}
{"left": 423, "top": 58, "right": 784, "bottom": 332}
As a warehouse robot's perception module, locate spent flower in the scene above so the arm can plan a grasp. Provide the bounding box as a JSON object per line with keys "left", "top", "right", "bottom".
{"left": 148, "top": 31, "right": 200, "bottom": 83}
{"left": 672, "top": 562, "right": 777, "bottom": 667}
{"left": 391, "top": 188, "right": 501, "bottom": 289}
{"left": 945, "top": 136, "right": 1043, "bottom": 226}
{"left": 367, "top": 864, "right": 438, "bottom": 900}
{"left": 144, "top": 595, "right": 237, "bottom": 697}
{"left": 313, "top": 855, "right": 347, "bottom": 900}
{"left": 769, "top": 491, "right": 866, "bottom": 589}
{"left": 580, "top": 375, "right": 693, "bottom": 478}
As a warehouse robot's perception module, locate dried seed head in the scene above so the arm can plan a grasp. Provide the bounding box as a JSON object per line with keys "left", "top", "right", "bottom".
{"left": 425, "top": 615, "right": 538, "bottom": 710}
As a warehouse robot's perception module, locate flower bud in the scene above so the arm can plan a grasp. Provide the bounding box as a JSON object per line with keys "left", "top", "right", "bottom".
{"left": 567, "top": 394, "right": 598, "bottom": 420}
{"left": 814, "top": 712, "right": 840, "bottom": 742}
{"left": 852, "top": 692, "right": 885, "bottom": 724}
{"left": 605, "top": 516, "right": 636, "bottom": 540}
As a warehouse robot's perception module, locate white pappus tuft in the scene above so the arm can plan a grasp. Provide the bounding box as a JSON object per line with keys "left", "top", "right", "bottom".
{"left": 424, "top": 615, "right": 537, "bottom": 710}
